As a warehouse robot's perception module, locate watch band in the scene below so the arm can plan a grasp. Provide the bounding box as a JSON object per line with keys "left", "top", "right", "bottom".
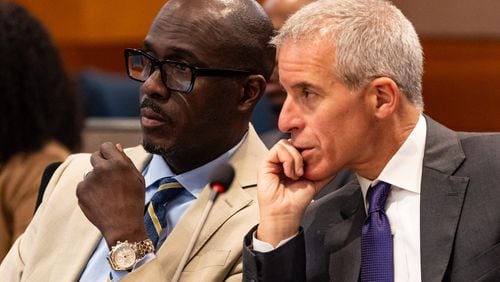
{"left": 135, "top": 238, "right": 155, "bottom": 259}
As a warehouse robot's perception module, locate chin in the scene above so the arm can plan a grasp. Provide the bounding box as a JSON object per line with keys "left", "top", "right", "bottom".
{"left": 143, "top": 142, "right": 167, "bottom": 155}
{"left": 303, "top": 169, "right": 325, "bottom": 182}
{"left": 142, "top": 135, "right": 170, "bottom": 155}
{"left": 303, "top": 163, "right": 336, "bottom": 183}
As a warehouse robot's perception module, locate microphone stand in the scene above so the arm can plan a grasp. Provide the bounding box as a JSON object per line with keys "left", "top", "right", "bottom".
{"left": 171, "top": 189, "right": 219, "bottom": 282}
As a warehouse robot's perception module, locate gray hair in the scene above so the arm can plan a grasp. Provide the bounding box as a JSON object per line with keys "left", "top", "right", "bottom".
{"left": 271, "top": 0, "right": 424, "bottom": 109}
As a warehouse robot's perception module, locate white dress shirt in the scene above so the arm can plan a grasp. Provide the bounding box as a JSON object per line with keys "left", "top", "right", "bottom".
{"left": 357, "top": 114, "right": 426, "bottom": 282}
{"left": 254, "top": 115, "right": 427, "bottom": 282}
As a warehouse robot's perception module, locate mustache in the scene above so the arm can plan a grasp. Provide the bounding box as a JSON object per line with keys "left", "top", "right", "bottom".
{"left": 140, "top": 98, "right": 166, "bottom": 116}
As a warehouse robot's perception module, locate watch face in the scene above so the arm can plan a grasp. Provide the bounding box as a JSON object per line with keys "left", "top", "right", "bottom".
{"left": 113, "top": 244, "right": 136, "bottom": 269}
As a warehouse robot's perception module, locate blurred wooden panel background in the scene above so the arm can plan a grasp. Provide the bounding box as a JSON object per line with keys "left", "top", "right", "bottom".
{"left": 423, "top": 39, "right": 500, "bottom": 131}
{"left": 14, "top": 0, "right": 166, "bottom": 73}
{"left": 11, "top": 0, "right": 500, "bottom": 132}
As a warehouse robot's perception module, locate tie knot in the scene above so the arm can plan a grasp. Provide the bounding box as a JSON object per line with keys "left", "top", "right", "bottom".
{"left": 158, "top": 177, "right": 183, "bottom": 190}
{"left": 367, "top": 181, "right": 391, "bottom": 213}
{"left": 150, "top": 177, "right": 184, "bottom": 205}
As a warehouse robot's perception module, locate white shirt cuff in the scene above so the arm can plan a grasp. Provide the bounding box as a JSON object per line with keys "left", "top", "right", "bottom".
{"left": 252, "top": 231, "right": 297, "bottom": 253}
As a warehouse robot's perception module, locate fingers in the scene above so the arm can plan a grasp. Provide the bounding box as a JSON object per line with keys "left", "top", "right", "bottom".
{"left": 267, "top": 139, "right": 304, "bottom": 180}
{"left": 90, "top": 150, "right": 105, "bottom": 167}
{"left": 90, "top": 142, "right": 132, "bottom": 168}
{"left": 100, "top": 142, "right": 123, "bottom": 159}
{"left": 115, "top": 143, "right": 123, "bottom": 152}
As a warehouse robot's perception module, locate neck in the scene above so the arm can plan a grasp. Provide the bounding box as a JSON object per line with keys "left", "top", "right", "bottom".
{"left": 163, "top": 129, "right": 246, "bottom": 174}
{"left": 355, "top": 107, "right": 420, "bottom": 180}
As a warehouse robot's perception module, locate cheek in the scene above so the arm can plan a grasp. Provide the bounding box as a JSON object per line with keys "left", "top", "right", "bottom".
{"left": 300, "top": 123, "right": 339, "bottom": 181}
{"left": 182, "top": 96, "right": 232, "bottom": 137}
{"left": 303, "top": 104, "right": 365, "bottom": 180}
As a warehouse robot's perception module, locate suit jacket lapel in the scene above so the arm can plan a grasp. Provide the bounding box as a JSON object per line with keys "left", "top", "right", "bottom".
{"left": 420, "top": 116, "right": 469, "bottom": 281}
{"left": 152, "top": 125, "right": 265, "bottom": 278}
{"left": 51, "top": 207, "right": 102, "bottom": 280}
{"left": 327, "top": 183, "right": 365, "bottom": 282}
{"left": 152, "top": 180, "right": 255, "bottom": 275}
{"left": 303, "top": 182, "right": 364, "bottom": 282}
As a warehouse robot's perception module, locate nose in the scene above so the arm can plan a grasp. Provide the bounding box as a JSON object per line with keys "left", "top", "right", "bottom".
{"left": 278, "top": 95, "right": 303, "bottom": 134}
{"left": 140, "top": 69, "right": 171, "bottom": 101}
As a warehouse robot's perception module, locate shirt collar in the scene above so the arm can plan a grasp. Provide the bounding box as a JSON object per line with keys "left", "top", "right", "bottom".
{"left": 143, "top": 132, "right": 247, "bottom": 198}
{"left": 357, "top": 114, "right": 427, "bottom": 201}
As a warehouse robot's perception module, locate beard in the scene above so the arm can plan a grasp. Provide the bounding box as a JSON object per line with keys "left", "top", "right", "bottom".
{"left": 141, "top": 135, "right": 186, "bottom": 159}
{"left": 142, "top": 140, "right": 169, "bottom": 156}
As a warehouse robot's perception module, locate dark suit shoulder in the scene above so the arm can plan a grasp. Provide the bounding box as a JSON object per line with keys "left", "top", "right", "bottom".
{"left": 457, "top": 131, "right": 500, "bottom": 153}
{"left": 446, "top": 131, "right": 500, "bottom": 281}
{"left": 456, "top": 131, "right": 500, "bottom": 173}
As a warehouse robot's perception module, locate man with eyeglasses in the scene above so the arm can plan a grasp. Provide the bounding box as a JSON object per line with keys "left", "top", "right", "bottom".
{"left": 0, "top": 0, "right": 274, "bottom": 281}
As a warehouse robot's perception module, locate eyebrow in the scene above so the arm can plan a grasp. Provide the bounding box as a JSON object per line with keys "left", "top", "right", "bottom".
{"left": 142, "top": 40, "right": 204, "bottom": 66}
{"left": 290, "top": 82, "right": 315, "bottom": 91}
{"left": 287, "top": 81, "right": 327, "bottom": 96}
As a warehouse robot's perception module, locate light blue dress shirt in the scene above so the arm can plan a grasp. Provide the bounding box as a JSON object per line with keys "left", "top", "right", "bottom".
{"left": 79, "top": 136, "right": 244, "bottom": 282}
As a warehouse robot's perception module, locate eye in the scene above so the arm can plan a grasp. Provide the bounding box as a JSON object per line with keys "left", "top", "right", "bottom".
{"left": 298, "top": 87, "right": 321, "bottom": 108}
{"left": 172, "top": 63, "right": 189, "bottom": 72}
{"left": 302, "top": 88, "right": 313, "bottom": 98}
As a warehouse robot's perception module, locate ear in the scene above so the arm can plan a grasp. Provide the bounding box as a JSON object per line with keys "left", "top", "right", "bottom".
{"left": 238, "top": 74, "right": 266, "bottom": 113}
{"left": 369, "top": 77, "right": 400, "bottom": 119}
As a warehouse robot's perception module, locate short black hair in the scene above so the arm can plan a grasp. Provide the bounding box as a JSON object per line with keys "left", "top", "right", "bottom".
{"left": 0, "top": 3, "right": 83, "bottom": 163}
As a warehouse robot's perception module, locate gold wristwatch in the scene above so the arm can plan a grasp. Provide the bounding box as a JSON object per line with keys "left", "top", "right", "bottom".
{"left": 107, "top": 239, "right": 155, "bottom": 271}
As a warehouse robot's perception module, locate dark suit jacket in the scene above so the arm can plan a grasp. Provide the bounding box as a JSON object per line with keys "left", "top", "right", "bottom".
{"left": 243, "top": 116, "right": 500, "bottom": 282}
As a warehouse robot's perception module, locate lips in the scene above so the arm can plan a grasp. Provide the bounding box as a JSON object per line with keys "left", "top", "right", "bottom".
{"left": 299, "top": 148, "right": 314, "bottom": 159}
{"left": 140, "top": 107, "right": 167, "bottom": 128}
{"left": 291, "top": 141, "right": 314, "bottom": 158}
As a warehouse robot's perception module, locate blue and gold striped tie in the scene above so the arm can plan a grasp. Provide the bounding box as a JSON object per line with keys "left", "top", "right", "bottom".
{"left": 144, "top": 177, "right": 184, "bottom": 248}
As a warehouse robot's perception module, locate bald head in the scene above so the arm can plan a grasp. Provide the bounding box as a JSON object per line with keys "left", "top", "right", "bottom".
{"left": 264, "top": 0, "right": 315, "bottom": 28}
{"left": 152, "top": 0, "right": 275, "bottom": 79}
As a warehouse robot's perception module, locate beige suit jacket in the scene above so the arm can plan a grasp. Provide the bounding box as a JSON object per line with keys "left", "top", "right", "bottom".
{"left": 0, "top": 125, "right": 266, "bottom": 281}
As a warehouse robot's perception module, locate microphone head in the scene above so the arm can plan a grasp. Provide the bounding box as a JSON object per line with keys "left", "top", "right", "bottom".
{"left": 209, "top": 163, "right": 235, "bottom": 193}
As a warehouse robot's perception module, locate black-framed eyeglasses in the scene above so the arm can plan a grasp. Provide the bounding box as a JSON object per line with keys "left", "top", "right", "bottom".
{"left": 125, "top": 48, "right": 251, "bottom": 93}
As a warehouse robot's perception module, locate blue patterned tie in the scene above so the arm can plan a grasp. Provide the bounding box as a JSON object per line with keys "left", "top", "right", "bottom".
{"left": 360, "top": 181, "right": 394, "bottom": 282}
{"left": 144, "top": 177, "right": 184, "bottom": 248}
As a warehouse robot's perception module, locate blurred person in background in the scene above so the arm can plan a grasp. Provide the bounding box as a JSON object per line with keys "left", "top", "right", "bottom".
{"left": 0, "top": 2, "right": 82, "bottom": 261}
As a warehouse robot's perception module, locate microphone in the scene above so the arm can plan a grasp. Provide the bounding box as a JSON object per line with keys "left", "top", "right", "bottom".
{"left": 208, "top": 162, "right": 235, "bottom": 199}
{"left": 172, "top": 163, "right": 235, "bottom": 282}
